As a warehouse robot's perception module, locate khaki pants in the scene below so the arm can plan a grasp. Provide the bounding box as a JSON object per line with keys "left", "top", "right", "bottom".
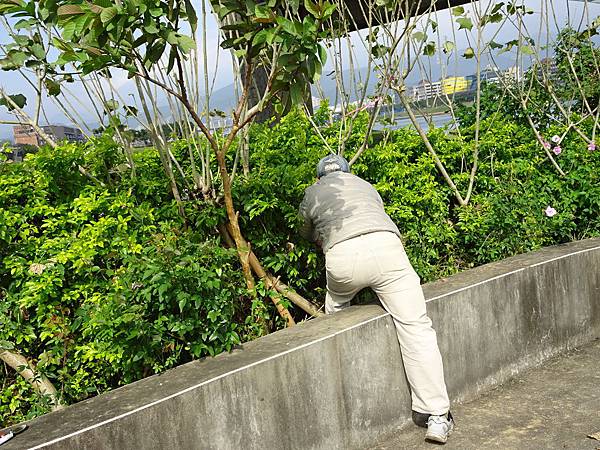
{"left": 325, "top": 231, "right": 450, "bottom": 415}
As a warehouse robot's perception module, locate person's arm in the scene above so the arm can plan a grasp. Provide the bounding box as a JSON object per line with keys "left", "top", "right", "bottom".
{"left": 299, "top": 194, "right": 316, "bottom": 242}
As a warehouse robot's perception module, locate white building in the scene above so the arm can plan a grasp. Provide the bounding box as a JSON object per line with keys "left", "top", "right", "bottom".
{"left": 411, "top": 80, "right": 442, "bottom": 101}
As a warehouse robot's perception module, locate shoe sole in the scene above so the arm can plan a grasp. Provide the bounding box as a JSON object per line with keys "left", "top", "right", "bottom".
{"left": 425, "top": 423, "right": 453, "bottom": 444}
{"left": 0, "top": 432, "right": 14, "bottom": 445}
{"left": 425, "top": 432, "right": 448, "bottom": 444}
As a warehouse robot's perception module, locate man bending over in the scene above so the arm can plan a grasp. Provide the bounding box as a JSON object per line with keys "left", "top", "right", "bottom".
{"left": 299, "top": 154, "right": 454, "bottom": 444}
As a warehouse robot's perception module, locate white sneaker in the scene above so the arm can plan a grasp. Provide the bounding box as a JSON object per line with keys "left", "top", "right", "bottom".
{"left": 0, "top": 430, "right": 14, "bottom": 446}
{"left": 425, "top": 412, "right": 454, "bottom": 444}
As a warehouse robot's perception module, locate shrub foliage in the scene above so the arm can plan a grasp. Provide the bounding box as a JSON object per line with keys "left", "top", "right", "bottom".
{"left": 2, "top": 107, "right": 600, "bottom": 424}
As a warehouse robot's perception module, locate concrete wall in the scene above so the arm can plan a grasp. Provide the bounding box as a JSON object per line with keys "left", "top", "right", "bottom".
{"left": 8, "top": 239, "right": 600, "bottom": 450}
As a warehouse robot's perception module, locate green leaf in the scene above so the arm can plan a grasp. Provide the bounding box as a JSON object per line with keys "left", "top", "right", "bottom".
{"left": 220, "top": 37, "right": 238, "bottom": 49}
{"left": 104, "top": 99, "right": 119, "bottom": 112}
{"left": 25, "top": 60, "right": 42, "bottom": 68}
{"left": 276, "top": 17, "right": 297, "bottom": 36}
{"left": 502, "top": 39, "right": 519, "bottom": 52}
{"left": 304, "top": 0, "right": 320, "bottom": 17}
{"left": 252, "top": 29, "right": 270, "bottom": 46}
{"left": 149, "top": 7, "right": 163, "bottom": 17}
{"left": 423, "top": 42, "right": 436, "bottom": 56}
{"left": 178, "top": 297, "right": 187, "bottom": 312}
{"left": 144, "top": 21, "right": 159, "bottom": 34}
{"left": 146, "top": 41, "right": 166, "bottom": 63}
{"left": 185, "top": 0, "right": 198, "bottom": 34}
{"left": 177, "top": 35, "right": 196, "bottom": 53}
{"left": 166, "top": 31, "right": 179, "bottom": 45}
{"left": 167, "top": 45, "right": 177, "bottom": 73}
{"left": 489, "top": 40, "right": 503, "bottom": 50}
{"left": 289, "top": 0, "right": 300, "bottom": 13}
{"left": 452, "top": 6, "right": 465, "bottom": 16}
{"left": 412, "top": 31, "right": 425, "bottom": 42}
{"left": 8, "top": 50, "right": 28, "bottom": 66}
{"left": 0, "top": 58, "right": 14, "bottom": 70}
{"left": 520, "top": 44, "right": 535, "bottom": 55}
{"left": 100, "top": 6, "right": 118, "bottom": 23}
{"left": 254, "top": 4, "right": 271, "bottom": 19}
{"left": 371, "top": 44, "right": 390, "bottom": 59}
{"left": 491, "top": 2, "right": 505, "bottom": 14}
{"left": 13, "top": 34, "right": 29, "bottom": 46}
{"left": 57, "top": 4, "right": 84, "bottom": 16}
{"left": 318, "top": 44, "right": 327, "bottom": 65}
{"left": 14, "top": 19, "right": 32, "bottom": 31}
{"left": 488, "top": 12, "right": 503, "bottom": 23}
{"left": 31, "top": 43, "right": 46, "bottom": 59}
{"left": 457, "top": 17, "right": 473, "bottom": 31}
{"left": 0, "top": 93, "right": 27, "bottom": 110}
{"left": 442, "top": 41, "right": 455, "bottom": 54}
{"left": 463, "top": 47, "right": 475, "bottom": 58}
{"left": 306, "top": 55, "right": 321, "bottom": 82}
{"left": 0, "top": 340, "right": 14, "bottom": 350}
{"left": 322, "top": 2, "right": 336, "bottom": 19}
{"left": 44, "top": 79, "right": 61, "bottom": 96}
{"left": 289, "top": 82, "right": 302, "bottom": 105}
{"left": 62, "top": 20, "right": 77, "bottom": 41}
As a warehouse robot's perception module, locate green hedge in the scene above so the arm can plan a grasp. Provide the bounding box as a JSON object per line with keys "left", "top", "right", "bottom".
{"left": 1, "top": 109, "right": 599, "bottom": 424}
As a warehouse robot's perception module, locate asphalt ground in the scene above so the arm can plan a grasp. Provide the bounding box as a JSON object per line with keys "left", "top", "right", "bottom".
{"left": 369, "top": 338, "right": 600, "bottom": 450}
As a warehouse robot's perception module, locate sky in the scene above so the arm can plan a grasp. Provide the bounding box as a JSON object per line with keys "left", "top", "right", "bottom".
{"left": 1, "top": 0, "right": 600, "bottom": 141}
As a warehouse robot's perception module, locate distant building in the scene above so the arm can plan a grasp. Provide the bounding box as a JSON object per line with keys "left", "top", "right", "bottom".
{"left": 504, "top": 65, "right": 523, "bottom": 82}
{"left": 536, "top": 57, "right": 558, "bottom": 80}
{"left": 412, "top": 80, "right": 442, "bottom": 101}
{"left": 480, "top": 66, "right": 500, "bottom": 83}
{"left": 463, "top": 66, "right": 522, "bottom": 90}
{"left": 13, "top": 125, "right": 85, "bottom": 147}
{"left": 442, "top": 77, "right": 469, "bottom": 95}
{"left": 5, "top": 146, "right": 25, "bottom": 163}
{"left": 13, "top": 125, "right": 43, "bottom": 146}
{"left": 466, "top": 74, "right": 477, "bottom": 90}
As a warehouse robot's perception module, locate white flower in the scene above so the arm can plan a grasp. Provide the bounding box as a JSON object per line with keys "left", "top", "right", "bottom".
{"left": 544, "top": 206, "right": 557, "bottom": 217}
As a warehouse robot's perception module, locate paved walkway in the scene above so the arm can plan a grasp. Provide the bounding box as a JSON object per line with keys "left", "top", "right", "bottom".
{"left": 369, "top": 338, "right": 600, "bottom": 450}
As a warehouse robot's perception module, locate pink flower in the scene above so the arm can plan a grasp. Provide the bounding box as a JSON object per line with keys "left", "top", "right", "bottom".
{"left": 542, "top": 141, "right": 551, "bottom": 149}
{"left": 545, "top": 206, "right": 557, "bottom": 217}
{"left": 553, "top": 146, "right": 562, "bottom": 155}
{"left": 551, "top": 135, "right": 561, "bottom": 143}
{"left": 588, "top": 141, "right": 596, "bottom": 151}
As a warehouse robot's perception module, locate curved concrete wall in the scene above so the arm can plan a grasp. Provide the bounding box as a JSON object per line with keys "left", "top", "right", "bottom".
{"left": 8, "top": 239, "right": 600, "bottom": 450}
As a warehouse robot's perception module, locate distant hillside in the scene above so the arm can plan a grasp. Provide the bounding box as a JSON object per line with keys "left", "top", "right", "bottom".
{"left": 3, "top": 49, "right": 524, "bottom": 141}
{"left": 203, "top": 49, "right": 523, "bottom": 109}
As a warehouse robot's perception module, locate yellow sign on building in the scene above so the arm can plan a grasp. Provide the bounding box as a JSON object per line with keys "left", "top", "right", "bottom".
{"left": 442, "top": 77, "right": 468, "bottom": 94}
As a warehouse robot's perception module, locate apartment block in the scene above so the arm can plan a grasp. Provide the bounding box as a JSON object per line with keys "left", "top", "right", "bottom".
{"left": 411, "top": 80, "right": 442, "bottom": 101}
{"left": 13, "top": 125, "right": 85, "bottom": 147}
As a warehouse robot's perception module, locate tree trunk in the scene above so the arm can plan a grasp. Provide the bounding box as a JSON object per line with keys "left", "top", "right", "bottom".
{"left": 215, "top": 150, "right": 256, "bottom": 290}
{"left": 218, "top": 224, "right": 296, "bottom": 327}
{"left": 246, "top": 250, "right": 323, "bottom": 318}
{"left": 0, "top": 349, "right": 63, "bottom": 412}
{"left": 219, "top": 224, "right": 323, "bottom": 319}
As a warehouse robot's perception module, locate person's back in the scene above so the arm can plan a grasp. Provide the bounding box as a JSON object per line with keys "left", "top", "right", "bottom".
{"left": 299, "top": 171, "right": 400, "bottom": 252}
